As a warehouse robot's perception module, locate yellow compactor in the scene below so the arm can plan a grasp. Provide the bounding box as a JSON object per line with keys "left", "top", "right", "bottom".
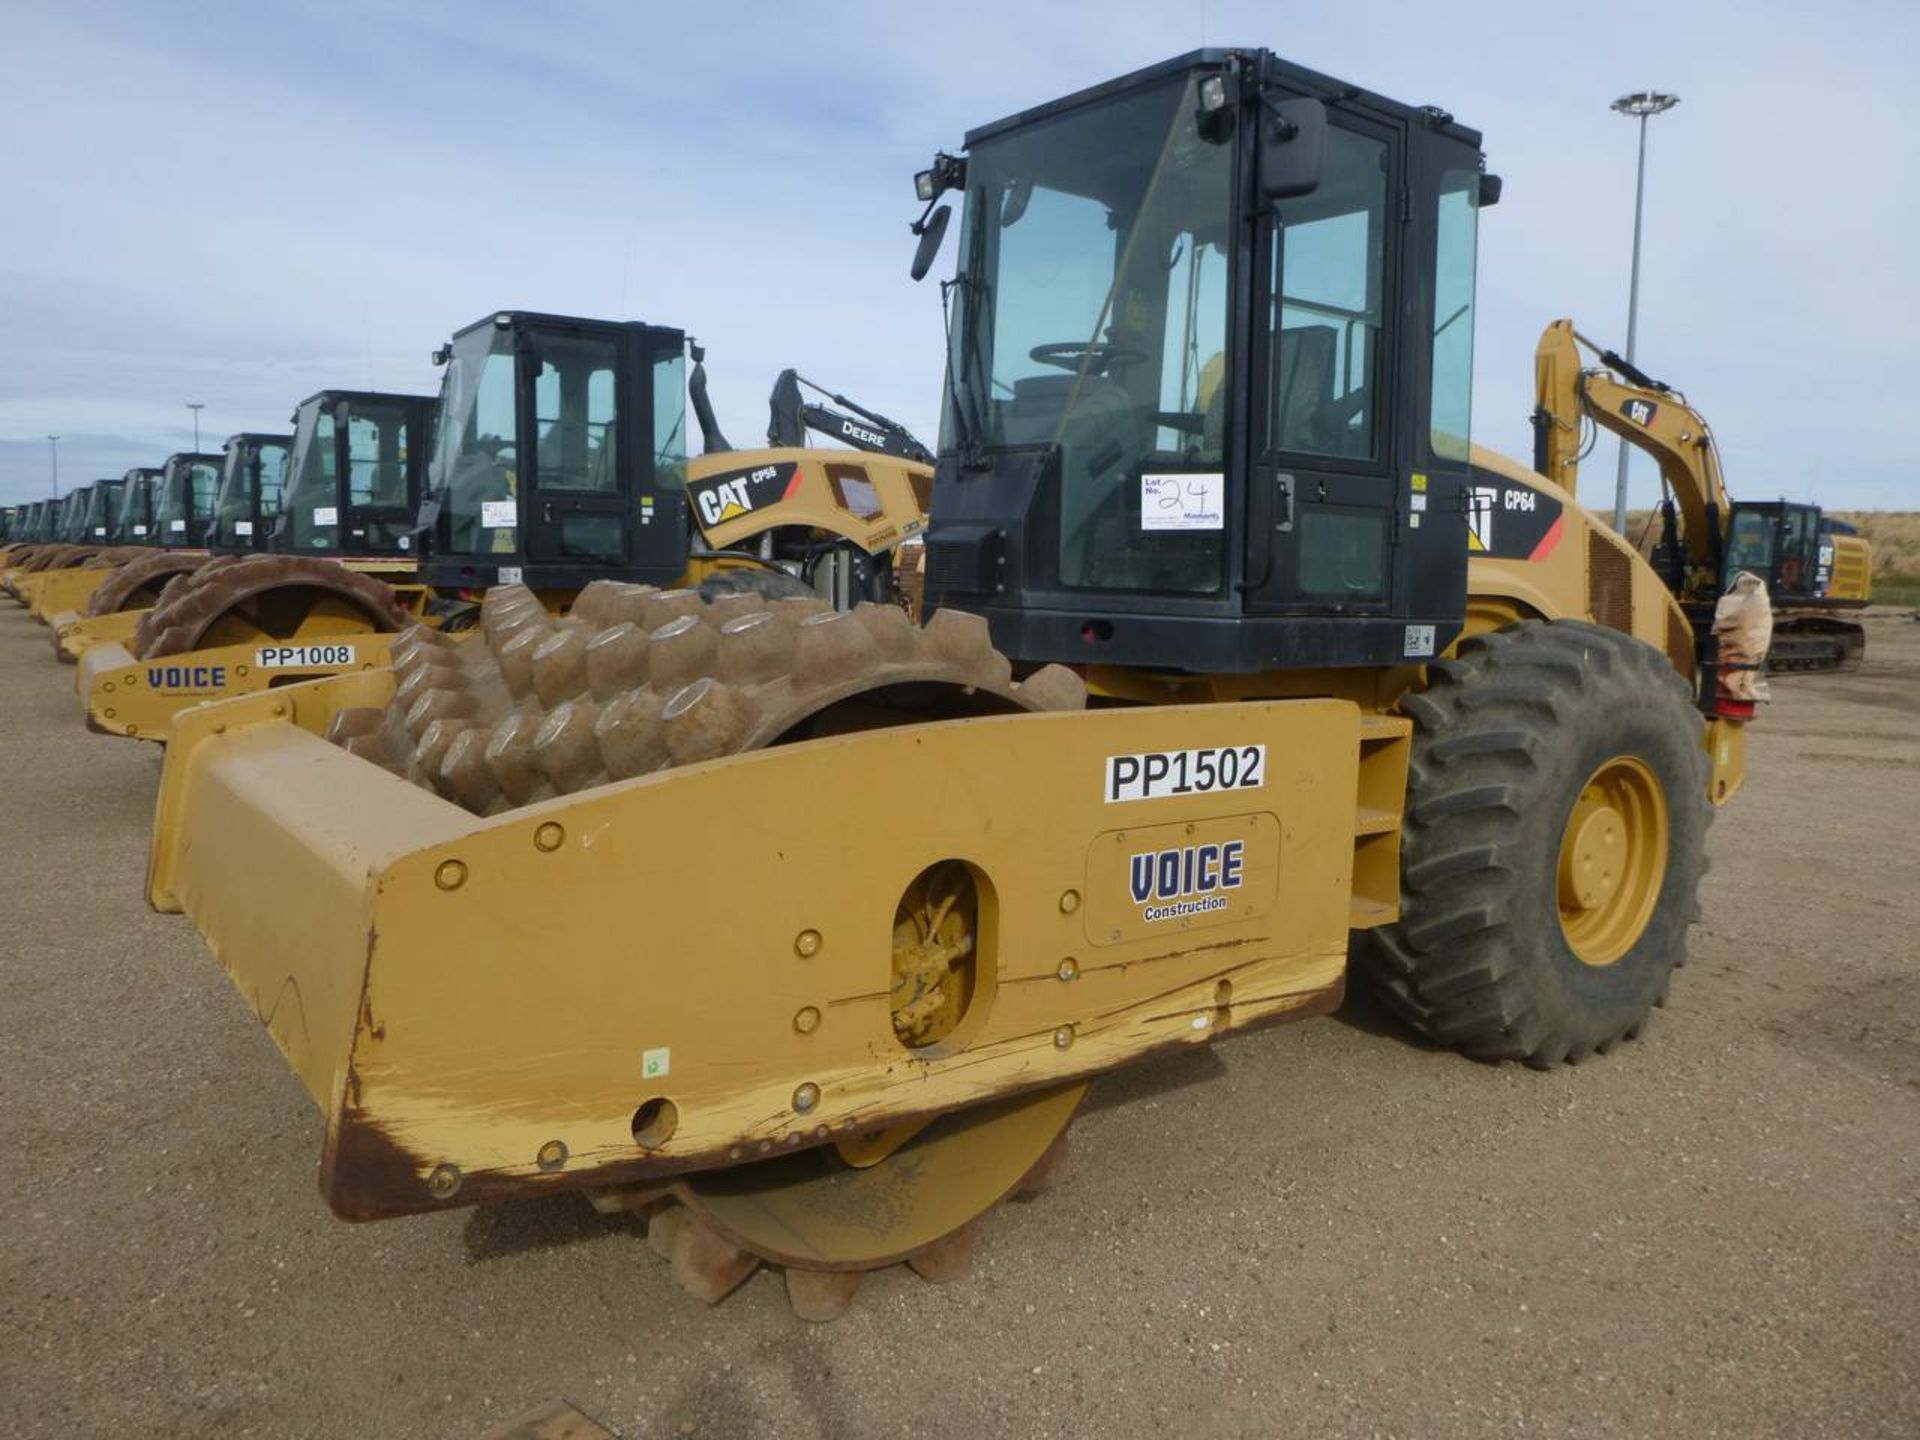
{"left": 76, "top": 313, "right": 932, "bottom": 741}
{"left": 149, "top": 51, "right": 1756, "bottom": 1320}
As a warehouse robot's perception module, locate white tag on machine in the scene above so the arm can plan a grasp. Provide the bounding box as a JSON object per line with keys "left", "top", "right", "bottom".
{"left": 1106, "top": 745, "right": 1266, "bottom": 803}
{"left": 1140, "top": 473, "right": 1224, "bottom": 531}
{"left": 481, "top": 500, "right": 517, "bottom": 529}
{"left": 235, "top": 520, "right": 254, "bottom": 536}
{"left": 255, "top": 643, "right": 356, "bottom": 668}
{"left": 313, "top": 506, "right": 338, "bottom": 526}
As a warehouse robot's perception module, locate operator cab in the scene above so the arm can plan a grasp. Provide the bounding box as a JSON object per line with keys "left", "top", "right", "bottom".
{"left": 60, "top": 484, "right": 101, "bottom": 544}
{"left": 279, "top": 391, "right": 434, "bottom": 557}
{"left": 1724, "top": 501, "right": 1830, "bottom": 604}
{"left": 77, "top": 479, "right": 125, "bottom": 544}
{"left": 152, "top": 453, "right": 224, "bottom": 547}
{"left": 913, "top": 49, "right": 1494, "bottom": 671}
{"left": 112, "top": 468, "right": 164, "bottom": 544}
{"left": 209, "top": 432, "right": 293, "bottom": 554}
{"left": 417, "top": 310, "right": 690, "bottom": 592}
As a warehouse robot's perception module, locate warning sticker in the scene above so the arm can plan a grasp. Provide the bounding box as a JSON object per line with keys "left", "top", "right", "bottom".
{"left": 480, "top": 500, "right": 517, "bottom": 529}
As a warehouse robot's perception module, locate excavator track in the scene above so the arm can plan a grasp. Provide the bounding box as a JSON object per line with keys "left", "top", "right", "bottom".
{"left": 323, "top": 581, "right": 1089, "bottom": 1317}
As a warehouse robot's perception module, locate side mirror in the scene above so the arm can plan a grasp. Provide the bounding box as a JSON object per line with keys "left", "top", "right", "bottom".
{"left": 910, "top": 204, "right": 952, "bottom": 282}
{"left": 1258, "top": 97, "right": 1326, "bottom": 200}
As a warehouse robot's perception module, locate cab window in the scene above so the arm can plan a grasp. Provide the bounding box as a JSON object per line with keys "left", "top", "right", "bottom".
{"left": 1268, "top": 128, "right": 1389, "bottom": 460}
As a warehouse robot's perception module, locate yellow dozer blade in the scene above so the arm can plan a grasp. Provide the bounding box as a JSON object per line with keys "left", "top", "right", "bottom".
{"left": 151, "top": 661, "right": 1378, "bottom": 1228}
{"left": 51, "top": 606, "right": 144, "bottom": 663}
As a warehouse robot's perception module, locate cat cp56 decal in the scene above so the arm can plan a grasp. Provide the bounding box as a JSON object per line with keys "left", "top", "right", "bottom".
{"left": 1465, "top": 468, "right": 1565, "bottom": 561}
{"left": 688, "top": 461, "right": 800, "bottom": 530}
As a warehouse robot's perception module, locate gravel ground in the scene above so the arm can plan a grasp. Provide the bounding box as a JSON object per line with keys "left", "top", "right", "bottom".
{"left": 2, "top": 601, "right": 1915, "bottom": 1439}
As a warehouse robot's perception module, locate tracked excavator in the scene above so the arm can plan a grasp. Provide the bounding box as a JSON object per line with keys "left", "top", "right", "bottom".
{"left": 1532, "top": 321, "right": 1871, "bottom": 669}
{"left": 149, "top": 50, "right": 1752, "bottom": 1320}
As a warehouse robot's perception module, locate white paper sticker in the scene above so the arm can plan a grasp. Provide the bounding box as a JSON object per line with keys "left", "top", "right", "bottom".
{"left": 1106, "top": 745, "right": 1266, "bottom": 803}
{"left": 133, "top": 525, "right": 147, "bottom": 536}
{"left": 397, "top": 535, "right": 411, "bottom": 551}
{"left": 94, "top": 526, "right": 106, "bottom": 536}
{"left": 481, "top": 500, "right": 517, "bottom": 529}
{"left": 313, "top": 506, "right": 338, "bottom": 526}
{"left": 169, "top": 519, "right": 186, "bottom": 532}
{"left": 255, "top": 643, "right": 356, "bottom": 668}
{"left": 498, "top": 565, "right": 523, "bottom": 584}
{"left": 1404, "top": 624, "right": 1436, "bottom": 658}
{"left": 1411, "top": 493, "right": 1427, "bottom": 513}
{"left": 235, "top": 520, "right": 254, "bottom": 536}
{"left": 641, "top": 1047, "right": 670, "bottom": 1080}
{"left": 1140, "top": 472, "right": 1225, "bottom": 531}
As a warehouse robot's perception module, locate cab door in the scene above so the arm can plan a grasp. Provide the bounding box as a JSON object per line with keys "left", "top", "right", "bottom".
{"left": 1242, "top": 110, "right": 1403, "bottom": 616}
{"left": 521, "top": 323, "right": 629, "bottom": 566}
{"left": 339, "top": 399, "right": 424, "bottom": 555}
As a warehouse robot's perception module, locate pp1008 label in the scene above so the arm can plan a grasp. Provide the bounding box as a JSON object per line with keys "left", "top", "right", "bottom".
{"left": 1105, "top": 745, "right": 1265, "bottom": 803}
{"left": 255, "top": 643, "right": 356, "bottom": 668}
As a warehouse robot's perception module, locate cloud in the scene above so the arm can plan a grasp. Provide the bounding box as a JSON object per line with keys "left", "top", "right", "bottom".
{"left": 3, "top": 0, "right": 1915, "bottom": 514}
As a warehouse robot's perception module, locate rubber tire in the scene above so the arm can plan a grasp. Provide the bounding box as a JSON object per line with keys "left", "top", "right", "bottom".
{"left": 696, "top": 566, "right": 815, "bottom": 602}
{"left": 1362, "top": 619, "right": 1710, "bottom": 1068}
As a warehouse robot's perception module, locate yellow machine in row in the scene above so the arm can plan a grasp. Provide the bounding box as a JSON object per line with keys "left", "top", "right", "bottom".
{"left": 149, "top": 50, "right": 1751, "bottom": 1320}
{"left": 67, "top": 315, "right": 932, "bottom": 742}
{"left": 1533, "top": 319, "right": 1871, "bottom": 668}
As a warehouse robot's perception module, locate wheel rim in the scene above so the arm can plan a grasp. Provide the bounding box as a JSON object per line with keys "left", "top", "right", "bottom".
{"left": 1556, "top": 755, "right": 1668, "bottom": 966}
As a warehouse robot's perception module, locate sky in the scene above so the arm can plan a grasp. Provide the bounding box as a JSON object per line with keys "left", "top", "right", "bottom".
{"left": 2, "top": 0, "right": 1915, "bottom": 512}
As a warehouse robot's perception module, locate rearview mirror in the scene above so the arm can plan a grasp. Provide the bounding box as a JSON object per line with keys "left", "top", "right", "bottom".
{"left": 1258, "top": 97, "right": 1326, "bottom": 200}
{"left": 910, "top": 204, "right": 952, "bottom": 282}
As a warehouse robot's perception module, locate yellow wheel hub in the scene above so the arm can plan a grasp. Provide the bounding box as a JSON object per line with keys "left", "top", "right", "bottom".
{"left": 1556, "top": 756, "right": 1668, "bottom": 966}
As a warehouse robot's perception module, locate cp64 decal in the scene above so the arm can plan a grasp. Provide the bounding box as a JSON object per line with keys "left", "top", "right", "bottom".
{"left": 255, "top": 643, "right": 356, "bottom": 668}
{"left": 1105, "top": 745, "right": 1265, "bottom": 803}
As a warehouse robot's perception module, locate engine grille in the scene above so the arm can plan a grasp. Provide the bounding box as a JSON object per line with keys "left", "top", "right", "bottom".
{"left": 1589, "top": 529, "right": 1634, "bottom": 635}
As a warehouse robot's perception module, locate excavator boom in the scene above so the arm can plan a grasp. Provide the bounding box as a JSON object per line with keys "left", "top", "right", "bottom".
{"left": 1532, "top": 319, "right": 1731, "bottom": 596}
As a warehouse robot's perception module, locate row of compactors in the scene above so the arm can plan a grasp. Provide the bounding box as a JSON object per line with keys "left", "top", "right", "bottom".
{"left": 3, "top": 49, "right": 1790, "bottom": 1323}
{"left": 1, "top": 310, "right": 937, "bottom": 742}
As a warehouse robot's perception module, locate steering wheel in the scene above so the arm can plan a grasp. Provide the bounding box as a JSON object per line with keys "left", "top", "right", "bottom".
{"left": 1029, "top": 341, "right": 1150, "bottom": 376}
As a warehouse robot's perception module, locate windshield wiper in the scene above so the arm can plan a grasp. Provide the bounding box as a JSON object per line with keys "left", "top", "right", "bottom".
{"left": 939, "top": 192, "right": 997, "bottom": 469}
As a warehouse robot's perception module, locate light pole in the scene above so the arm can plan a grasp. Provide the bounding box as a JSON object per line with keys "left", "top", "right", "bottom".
{"left": 186, "top": 402, "right": 206, "bottom": 452}
{"left": 1609, "top": 90, "right": 1679, "bottom": 532}
{"left": 48, "top": 435, "right": 61, "bottom": 498}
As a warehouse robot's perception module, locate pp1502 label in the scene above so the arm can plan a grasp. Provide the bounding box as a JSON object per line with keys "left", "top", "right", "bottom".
{"left": 255, "top": 643, "right": 356, "bottom": 668}
{"left": 1105, "top": 745, "right": 1265, "bottom": 803}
